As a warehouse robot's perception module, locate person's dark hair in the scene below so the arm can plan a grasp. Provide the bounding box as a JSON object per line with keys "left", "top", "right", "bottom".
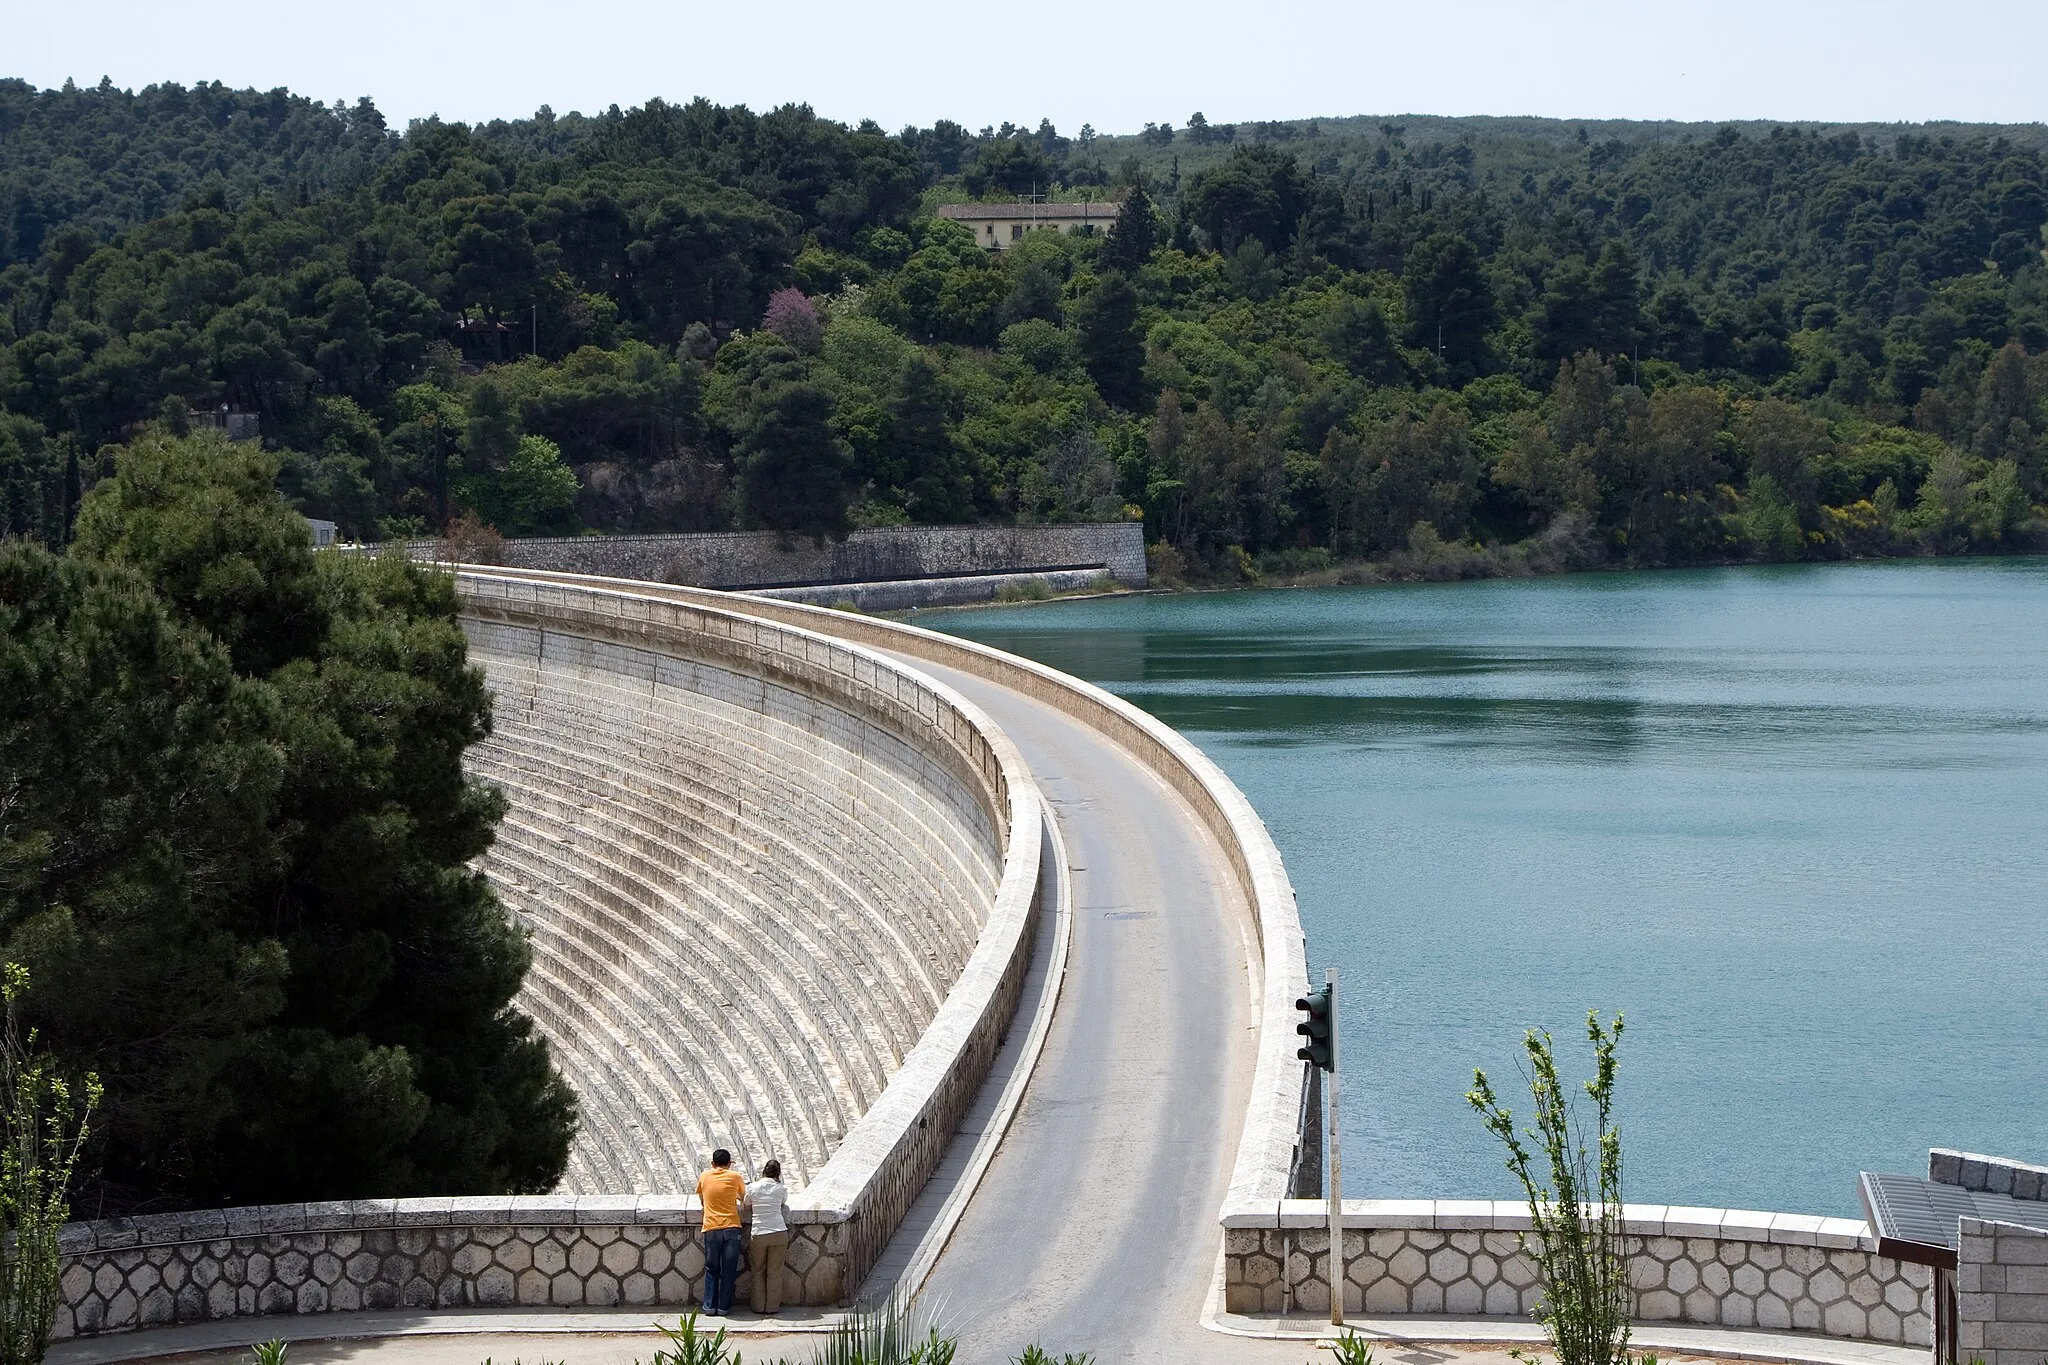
{"left": 712, "top": 1148, "right": 731, "bottom": 1167}
{"left": 762, "top": 1159, "right": 781, "bottom": 1180}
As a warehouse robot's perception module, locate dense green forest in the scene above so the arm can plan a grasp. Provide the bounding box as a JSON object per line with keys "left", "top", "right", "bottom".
{"left": 3, "top": 78, "right": 2046, "bottom": 579}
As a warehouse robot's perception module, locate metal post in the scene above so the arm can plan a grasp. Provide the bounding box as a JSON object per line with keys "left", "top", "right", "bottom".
{"left": 1327, "top": 965, "right": 1344, "bottom": 1325}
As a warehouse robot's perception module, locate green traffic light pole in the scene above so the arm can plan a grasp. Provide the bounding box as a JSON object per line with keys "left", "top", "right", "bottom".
{"left": 1326, "top": 965, "right": 1344, "bottom": 1326}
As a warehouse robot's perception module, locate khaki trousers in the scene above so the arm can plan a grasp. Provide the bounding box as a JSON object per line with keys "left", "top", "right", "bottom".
{"left": 747, "top": 1229, "right": 790, "bottom": 1313}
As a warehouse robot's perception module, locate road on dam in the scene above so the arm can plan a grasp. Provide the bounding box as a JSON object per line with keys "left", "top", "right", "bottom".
{"left": 880, "top": 654, "right": 1301, "bottom": 1364}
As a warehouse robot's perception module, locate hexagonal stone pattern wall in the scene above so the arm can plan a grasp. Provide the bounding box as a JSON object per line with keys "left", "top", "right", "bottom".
{"left": 55, "top": 1201, "right": 848, "bottom": 1339}
{"left": 1225, "top": 1213, "right": 1933, "bottom": 1346}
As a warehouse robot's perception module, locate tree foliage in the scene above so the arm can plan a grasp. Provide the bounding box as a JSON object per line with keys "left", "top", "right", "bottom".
{"left": 2, "top": 433, "right": 574, "bottom": 1210}
{"left": 0, "top": 85, "right": 2044, "bottom": 572}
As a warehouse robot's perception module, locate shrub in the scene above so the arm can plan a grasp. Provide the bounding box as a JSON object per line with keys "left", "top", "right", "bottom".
{"left": 1467, "top": 1011, "right": 1633, "bottom": 1365}
{"left": 0, "top": 965, "right": 99, "bottom": 1365}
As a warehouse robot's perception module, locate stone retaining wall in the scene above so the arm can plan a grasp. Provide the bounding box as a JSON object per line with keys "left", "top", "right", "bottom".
{"left": 55, "top": 573, "right": 1045, "bottom": 1337}
{"left": 1221, "top": 1201, "right": 1932, "bottom": 1345}
{"left": 754, "top": 568, "right": 1109, "bottom": 611}
{"left": 409, "top": 523, "right": 1148, "bottom": 590}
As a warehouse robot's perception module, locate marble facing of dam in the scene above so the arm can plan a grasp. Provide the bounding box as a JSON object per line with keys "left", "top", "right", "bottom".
{"left": 460, "top": 600, "right": 1006, "bottom": 1193}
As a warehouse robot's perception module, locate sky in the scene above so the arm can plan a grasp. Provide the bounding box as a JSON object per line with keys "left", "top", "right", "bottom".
{"left": 5, "top": 0, "right": 2045, "bottom": 134}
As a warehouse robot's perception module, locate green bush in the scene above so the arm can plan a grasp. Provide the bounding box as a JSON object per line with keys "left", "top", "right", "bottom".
{"left": 0, "top": 965, "right": 97, "bottom": 1365}
{"left": 1468, "top": 1011, "right": 1634, "bottom": 1365}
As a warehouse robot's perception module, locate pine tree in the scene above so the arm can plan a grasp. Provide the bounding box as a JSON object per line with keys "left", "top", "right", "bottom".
{"left": 1077, "top": 272, "right": 1147, "bottom": 410}
{"left": 26, "top": 429, "right": 578, "bottom": 1209}
{"left": 891, "top": 357, "right": 974, "bottom": 523}
{"left": 734, "top": 380, "right": 856, "bottom": 542}
{"left": 1102, "top": 184, "right": 1158, "bottom": 275}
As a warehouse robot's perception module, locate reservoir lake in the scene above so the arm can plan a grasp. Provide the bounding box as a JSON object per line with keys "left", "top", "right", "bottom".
{"left": 930, "top": 558, "right": 2048, "bottom": 1216}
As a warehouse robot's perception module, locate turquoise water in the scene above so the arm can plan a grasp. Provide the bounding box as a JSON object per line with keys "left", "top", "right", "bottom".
{"left": 930, "top": 559, "right": 2048, "bottom": 1217}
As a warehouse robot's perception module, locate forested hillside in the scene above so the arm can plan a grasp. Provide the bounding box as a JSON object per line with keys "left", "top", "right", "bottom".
{"left": 2, "top": 82, "right": 2045, "bottom": 577}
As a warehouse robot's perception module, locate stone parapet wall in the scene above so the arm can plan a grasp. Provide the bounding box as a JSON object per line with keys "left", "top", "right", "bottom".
{"left": 407, "top": 523, "right": 1148, "bottom": 591}
{"left": 1933, "top": 1149, "right": 2048, "bottom": 1201}
{"left": 1959, "top": 1217, "right": 2048, "bottom": 1365}
{"left": 55, "top": 1199, "right": 843, "bottom": 1338}
{"left": 1222, "top": 1201, "right": 1932, "bottom": 1347}
{"left": 56, "top": 573, "right": 1045, "bottom": 1337}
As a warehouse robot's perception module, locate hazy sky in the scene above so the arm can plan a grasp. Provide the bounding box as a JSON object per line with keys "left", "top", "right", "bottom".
{"left": 7, "top": 0, "right": 2044, "bottom": 133}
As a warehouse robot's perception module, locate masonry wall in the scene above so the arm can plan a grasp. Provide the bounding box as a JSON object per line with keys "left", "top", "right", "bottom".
{"left": 415, "top": 522, "right": 1148, "bottom": 590}
{"left": 1223, "top": 1202, "right": 1933, "bottom": 1346}
{"left": 56, "top": 1199, "right": 846, "bottom": 1338}
{"left": 1959, "top": 1218, "right": 2048, "bottom": 1365}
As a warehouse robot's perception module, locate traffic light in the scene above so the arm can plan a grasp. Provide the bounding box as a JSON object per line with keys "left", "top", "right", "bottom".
{"left": 1296, "top": 983, "right": 1333, "bottom": 1071}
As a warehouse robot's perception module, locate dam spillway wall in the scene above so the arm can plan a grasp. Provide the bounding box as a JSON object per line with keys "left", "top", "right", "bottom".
{"left": 51, "top": 571, "right": 1045, "bottom": 1335}
{"left": 460, "top": 577, "right": 1000, "bottom": 1193}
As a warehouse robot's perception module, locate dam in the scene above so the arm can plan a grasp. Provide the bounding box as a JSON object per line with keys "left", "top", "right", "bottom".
{"left": 45, "top": 566, "right": 2048, "bottom": 1365}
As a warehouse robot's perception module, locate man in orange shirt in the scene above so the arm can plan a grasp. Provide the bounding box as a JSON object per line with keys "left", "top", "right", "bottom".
{"left": 696, "top": 1148, "right": 748, "bottom": 1316}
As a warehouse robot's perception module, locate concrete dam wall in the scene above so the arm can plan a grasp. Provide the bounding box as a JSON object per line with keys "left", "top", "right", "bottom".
{"left": 53, "top": 572, "right": 1045, "bottom": 1336}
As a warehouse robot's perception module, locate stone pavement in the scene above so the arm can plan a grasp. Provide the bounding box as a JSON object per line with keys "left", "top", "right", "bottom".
{"left": 1207, "top": 1312, "right": 1927, "bottom": 1365}
{"left": 47, "top": 1308, "right": 829, "bottom": 1365}
{"left": 46, "top": 1306, "right": 1932, "bottom": 1365}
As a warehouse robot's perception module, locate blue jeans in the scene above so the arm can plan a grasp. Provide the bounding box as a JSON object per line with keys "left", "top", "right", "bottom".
{"left": 702, "top": 1227, "right": 742, "bottom": 1314}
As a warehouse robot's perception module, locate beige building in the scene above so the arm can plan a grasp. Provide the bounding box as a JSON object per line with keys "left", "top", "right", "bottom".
{"left": 938, "top": 199, "right": 1123, "bottom": 250}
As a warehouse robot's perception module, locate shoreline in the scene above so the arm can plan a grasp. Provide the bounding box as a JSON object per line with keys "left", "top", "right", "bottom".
{"left": 897, "top": 546, "right": 2048, "bottom": 617}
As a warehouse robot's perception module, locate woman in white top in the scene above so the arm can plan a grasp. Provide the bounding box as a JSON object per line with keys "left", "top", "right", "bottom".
{"left": 744, "top": 1158, "right": 790, "bottom": 1315}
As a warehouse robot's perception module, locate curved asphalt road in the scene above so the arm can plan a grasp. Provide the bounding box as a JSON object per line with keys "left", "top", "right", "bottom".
{"left": 890, "top": 656, "right": 1297, "bottom": 1364}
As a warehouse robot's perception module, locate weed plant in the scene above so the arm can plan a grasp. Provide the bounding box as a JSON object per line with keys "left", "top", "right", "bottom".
{"left": 1013, "top": 1348, "right": 1095, "bottom": 1365}
{"left": 0, "top": 965, "right": 98, "bottom": 1365}
{"left": 1468, "top": 1010, "right": 1634, "bottom": 1365}
{"left": 1324, "top": 1332, "right": 1375, "bottom": 1365}
{"left": 802, "top": 1296, "right": 954, "bottom": 1365}
{"left": 649, "top": 1313, "right": 743, "bottom": 1365}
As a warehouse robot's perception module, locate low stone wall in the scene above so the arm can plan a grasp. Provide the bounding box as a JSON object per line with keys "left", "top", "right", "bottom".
{"left": 411, "top": 523, "right": 1148, "bottom": 591}
{"left": 57, "top": 1199, "right": 845, "bottom": 1337}
{"left": 1222, "top": 1201, "right": 1933, "bottom": 1345}
{"left": 755, "top": 568, "right": 1108, "bottom": 611}
{"left": 1960, "top": 1217, "right": 2048, "bottom": 1365}
{"left": 56, "top": 573, "right": 1046, "bottom": 1337}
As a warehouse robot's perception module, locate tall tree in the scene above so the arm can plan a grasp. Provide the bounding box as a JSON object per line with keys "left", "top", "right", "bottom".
{"left": 890, "top": 356, "right": 974, "bottom": 523}
{"left": 38, "top": 430, "right": 577, "bottom": 1208}
{"left": 1101, "top": 184, "right": 1158, "bottom": 275}
{"left": 733, "top": 379, "right": 856, "bottom": 541}
{"left": 1403, "top": 232, "right": 1497, "bottom": 378}
{"left": 1077, "top": 271, "right": 1147, "bottom": 410}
